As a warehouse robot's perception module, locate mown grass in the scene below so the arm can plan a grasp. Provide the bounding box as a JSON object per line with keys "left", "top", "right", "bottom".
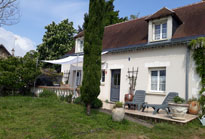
{"left": 0, "top": 96, "right": 204, "bottom": 139}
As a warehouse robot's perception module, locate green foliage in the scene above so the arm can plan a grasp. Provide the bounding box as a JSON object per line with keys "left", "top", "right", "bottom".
{"left": 0, "top": 51, "right": 40, "bottom": 95}
{"left": 115, "top": 102, "right": 123, "bottom": 108}
{"left": 81, "top": 0, "right": 106, "bottom": 112}
{"left": 73, "top": 96, "right": 84, "bottom": 105}
{"left": 188, "top": 97, "right": 198, "bottom": 103}
{"left": 91, "top": 98, "right": 103, "bottom": 109}
{"left": 73, "top": 96, "right": 102, "bottom": 109}
{"left": 37, "top": 19, "right": 76, "bottom": 69}
{"left": 173, "top": 96, "right": 185, "bottom": 104}
{"left": 39, "top": 89, "right": 57, "bottom": 98}
{"left": 60, "top": 94, "right": 73, "bottom": 103}
{"left": 189, "top": 37, "right": 205, "bottom": 114}
{"left": 81, "top": 0, "right": 127, "bottom": 31}
{"left": 199, "top": 88, "right": 205, "bottom": 115}
{"left": 189, "top": 37, "right": 205, "bottom": 88}
{"left": 104, "top": 0, "right": 127, "bottom": 26}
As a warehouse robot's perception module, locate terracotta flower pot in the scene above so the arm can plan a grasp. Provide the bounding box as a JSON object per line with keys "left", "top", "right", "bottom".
{"left": 188, "top": 101, "right": 200, "bottom": 115}
{"left": 124, "top": 93, "right": 134, "bottom": 102}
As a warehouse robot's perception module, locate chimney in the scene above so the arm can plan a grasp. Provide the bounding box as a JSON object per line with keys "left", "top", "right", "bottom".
{"left": 11, "top": 48, "right": 15, "bottom": 56}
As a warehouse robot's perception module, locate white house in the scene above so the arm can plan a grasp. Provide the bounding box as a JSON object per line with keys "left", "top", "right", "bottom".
{"left": 61, "top": 2, "right": 205, "bottom": 103}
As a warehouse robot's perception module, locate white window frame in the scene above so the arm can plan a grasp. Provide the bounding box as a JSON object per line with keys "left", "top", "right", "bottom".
{"left": 75, "top": 37, "right": 84, "bottom": 53}
{"left": 153, "top": 20, "right": 168, "bottom": 41}
{"left": 149, "top": 68, "right": 166, "bottom": 93}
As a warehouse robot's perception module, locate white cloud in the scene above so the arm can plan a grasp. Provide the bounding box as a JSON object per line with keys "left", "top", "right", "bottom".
{"left": 0, "top": 28, "right": 36, "bottom": 57}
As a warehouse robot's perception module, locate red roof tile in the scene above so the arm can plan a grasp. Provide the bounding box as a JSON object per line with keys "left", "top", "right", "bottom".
{"left": 145, "top": 7, "right": 174, "bottom": 21}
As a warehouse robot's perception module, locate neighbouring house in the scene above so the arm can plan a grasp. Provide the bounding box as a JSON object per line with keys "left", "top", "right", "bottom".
{"left": 59, "top": 2, "right": 205, "bottom": 103}
{"left": 0, "top": 44, "right": 11, "bottom": 58}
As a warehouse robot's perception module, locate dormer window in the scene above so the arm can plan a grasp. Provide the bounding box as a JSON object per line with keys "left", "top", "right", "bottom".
{"left": 154, "top": 22, "right": 167, "bottom": 41}
{"left": 146, "top": 7, "right": 182, "bottom": 43}
{"left": 79, "top": 40, "right": 84, "bottom": 52}
{"left": 75, "top": 37, "right": 84, "bottom": 53}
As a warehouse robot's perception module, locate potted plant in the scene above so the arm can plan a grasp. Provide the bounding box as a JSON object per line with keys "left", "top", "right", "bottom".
{"left": 112, "top": 102, "right": 125, "bottom": 122}
{"left": 188, "top": 97, "right": 200, "bottom": 115}
{"left": 168, "top": 96, "right": 189, "bottom": 120}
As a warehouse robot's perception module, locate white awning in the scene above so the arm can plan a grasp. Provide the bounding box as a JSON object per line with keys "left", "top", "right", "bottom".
{"left": 42, "top": 51, "right": 108, "bottom": 65}
{"left": 42, "top": 56, "right": 83, "bottom": 65}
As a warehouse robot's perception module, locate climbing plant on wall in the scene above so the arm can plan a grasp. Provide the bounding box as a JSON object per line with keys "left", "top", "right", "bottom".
{"left": 189, "top": 37, "right": 205, "bottom": 115}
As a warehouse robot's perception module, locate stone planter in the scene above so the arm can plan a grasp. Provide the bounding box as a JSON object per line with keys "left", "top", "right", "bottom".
{"left": 168, "top": 103, "right": 189, "bottom": 120}
{"left": 112, "top": 107, "right": 125, "bottom": 122}
{"left": 188, "top": 101, "right": 200, "bottom": 115}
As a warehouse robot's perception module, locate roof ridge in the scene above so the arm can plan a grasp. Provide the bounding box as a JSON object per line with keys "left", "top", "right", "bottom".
{"left": 172, "top": 1, "right": 205, "bottom": 11}
{"left": 105, "top": 15, "right": 148, "bottom": 28}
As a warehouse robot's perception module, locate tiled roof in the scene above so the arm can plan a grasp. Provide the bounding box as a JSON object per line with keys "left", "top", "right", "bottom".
{"left": 145, "top": 7, "right": 175, "bottom": 21}
{"left": 0, "top": 44, "right": 11, "bottom": 55}
{"left": 68, "top": 1, "right": 205, "bottom": 54}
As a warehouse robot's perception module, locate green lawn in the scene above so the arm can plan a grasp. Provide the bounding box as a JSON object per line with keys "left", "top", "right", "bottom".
{"left": 0, "top": 97, "right": 204, "bottom": 139}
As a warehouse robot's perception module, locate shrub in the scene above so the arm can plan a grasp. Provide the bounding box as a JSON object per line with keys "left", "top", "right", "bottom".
{"left": 73, "top": 96, "right": 84, "bottom": 105}
{"left": 114, "top": 102, "right": 123, "bottom": 108}
{"left": 66, "top": 94, "right": 73, "bottom": 103}
{"left": 91, "top": 98, "right": 103, "bottom": 109}
{"left": 60, "top": 94, "right": 73, "bottom": 103}
{"left": 39, "top": 89, "right": 57, "bottom": 98}
{"left": 0, "top": 51, "right": 41, "bottom": 96}
{"left": 173, "top": 96, "right": 185, "bottom": 104}
{"left": 73, "top": 97, "right": 102, "bottom": 109}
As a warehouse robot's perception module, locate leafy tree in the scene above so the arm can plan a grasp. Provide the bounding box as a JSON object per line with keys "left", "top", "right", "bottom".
{"left": 104, "top": 0, "right": 127, "bottom": 26}
{"left": 79, "top": 0, "right": 127, "bottom": 32}
{"left": 37, "top": 19, "right": 76, "bottom": 69}
{"left": 77, "top": 25, "right": 83, "bottom": 33}
{"left": 129, "top": 13, "right": 140, "bottom": 20}
{"left": 81, "top": 0, "right": 106, "bottom": 115}
{"left": 0, "top": 50, "right": 41, "bottom": 95}
{"left": 0, "top": 0, "right": 20, "bottom": 26}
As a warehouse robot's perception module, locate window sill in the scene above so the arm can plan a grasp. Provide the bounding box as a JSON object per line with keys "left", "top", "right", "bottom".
{"left": 149, "top": 38, "right": 169, "bottom": 43}
{"left": 146, "top": 92, "right": 166, "bottom": 96}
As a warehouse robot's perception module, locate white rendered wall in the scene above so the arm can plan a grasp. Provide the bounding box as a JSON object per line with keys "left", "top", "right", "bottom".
{"left": 99, "top": 45, "right": 189, "bottom": 104}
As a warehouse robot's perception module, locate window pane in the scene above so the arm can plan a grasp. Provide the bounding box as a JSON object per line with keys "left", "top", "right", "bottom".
{"left": 159, "top": 84, "right": 166, "bottom": 91}
{"left": 114, "top": 74, "right": 117, "bottom": 85}
{"left": 162, "top": 23, "right": 167, "bottom": 39}
{"left": 155, "top": 24, "right": 160, "bottom": 40}
{"left": 151, "top": 84, "right": 158, "bottom": 90}
{"left": 101, "top": 71, "right": 105, "bottom": 82}
{"left": 79, "top": 40, "right": 84, "bottom": 51}
{"left": 151, "top": 71, "right": 158, "bottom": 90}
{"left": 117, "top": 73, "right": 120, "bottom": 85}
{"left": 159, "top": 70, "right": 166, "bottom": 91}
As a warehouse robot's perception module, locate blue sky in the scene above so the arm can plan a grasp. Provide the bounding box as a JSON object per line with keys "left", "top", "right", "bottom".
{"left": 1, "top": 0, "right": 201, "bottom": 56}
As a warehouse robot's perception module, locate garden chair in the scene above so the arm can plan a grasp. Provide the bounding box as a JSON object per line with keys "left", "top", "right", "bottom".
{"left": 124, "top": 90, "right": 146, "bottom": 110}
{"left": 142, "top": 92, "right": 178, "bottom": 115}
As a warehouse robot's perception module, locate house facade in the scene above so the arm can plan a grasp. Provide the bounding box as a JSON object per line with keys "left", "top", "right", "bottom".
{"left": 0, "top": 44, "right": 10, "bottom": 58}
{"left": 61, "top": 2, "right": 205, "bottom": 104}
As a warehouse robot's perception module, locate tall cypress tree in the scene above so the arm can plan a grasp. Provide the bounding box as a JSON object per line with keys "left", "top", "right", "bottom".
{"left": 81, "top": 0, "right": 106, "bottom": 115}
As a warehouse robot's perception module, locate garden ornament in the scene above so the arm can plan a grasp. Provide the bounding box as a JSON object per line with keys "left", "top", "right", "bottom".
{"left": 199, "top": 115, "right": 205, "bottom": 126}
